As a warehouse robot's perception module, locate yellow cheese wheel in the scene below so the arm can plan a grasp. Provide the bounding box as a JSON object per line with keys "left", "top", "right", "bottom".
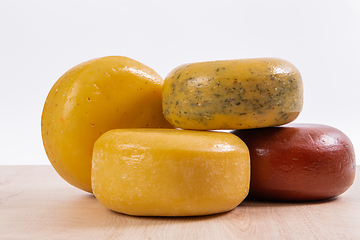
{"left": 162, "top": 58, "right": 303, "bottom": 130}
{"left": 91, "top": 129, "right": 250, "bottom": 216}
{"left": 41, "top": 56, "right": 173, "bottom": 193}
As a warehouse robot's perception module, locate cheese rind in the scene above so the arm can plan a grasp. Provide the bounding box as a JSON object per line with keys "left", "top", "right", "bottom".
{"left": 91, "top": 129, "right": 250, "bottom": 216}
{"left": 232, "top": 124, "right": 356, "bottom": 201}
{"left": 41, "top": 56, "right": 173, "bottom": 193}
{"left": 162, "top": 58, "right": 303, "bottom": 130}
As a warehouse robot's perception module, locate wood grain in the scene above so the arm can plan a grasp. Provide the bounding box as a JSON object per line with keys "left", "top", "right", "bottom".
{"left": 0, "top": 165, "right": 359, "bottom": 240}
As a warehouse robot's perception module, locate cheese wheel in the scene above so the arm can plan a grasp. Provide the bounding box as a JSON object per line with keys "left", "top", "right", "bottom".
{"left": 162, "top": 58, "right": 303, "bottom": 130}
{"left": 41, "top": 56, "right": 173, "bottom": 193}
{"left": 232, "top": 124, "right": 356, "bottom": 201}
{"left": 91, "top": 129, "right": 250, "bottom": 216}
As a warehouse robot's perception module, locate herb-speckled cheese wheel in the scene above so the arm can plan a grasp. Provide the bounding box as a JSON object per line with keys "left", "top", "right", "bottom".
{"left": 162, "top": 58, "right": 304, "bottom": 130}
{"left": 92, "top": 129, "right": 250, "bottom": 217}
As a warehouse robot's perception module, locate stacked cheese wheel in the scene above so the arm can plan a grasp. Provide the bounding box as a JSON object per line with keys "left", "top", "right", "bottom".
{"left": 162, "top": 58, "right": 355, "bottom": 202}
{"left": 42, "top": 56, "right": 356, "bottom": 217}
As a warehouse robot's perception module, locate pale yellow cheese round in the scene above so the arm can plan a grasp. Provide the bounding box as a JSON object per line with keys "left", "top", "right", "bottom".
{"left": 162, "top": 58, "right": 304, "bottom": 130}
{"left": 91, "top": 129, "right": 250, "bottom": 216}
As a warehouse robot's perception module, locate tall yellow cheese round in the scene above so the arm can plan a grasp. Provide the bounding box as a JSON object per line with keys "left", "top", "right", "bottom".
{"left": 92, "top": 129, "right": 250, "bottom": 216}
{"left": 162, "top": 58, "right": 303, "bottom": 130}
{"left": 41, "top": 56, "right": 173, "bottom": 193}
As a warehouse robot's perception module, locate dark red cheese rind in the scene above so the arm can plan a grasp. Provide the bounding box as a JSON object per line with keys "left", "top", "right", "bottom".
{"left": 232, "top": 123, "right": 356, "bottom": 201}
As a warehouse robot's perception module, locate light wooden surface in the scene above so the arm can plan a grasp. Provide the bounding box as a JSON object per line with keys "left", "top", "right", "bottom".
{"left": 0, "top": 166, "right": 359, "bottom": 240}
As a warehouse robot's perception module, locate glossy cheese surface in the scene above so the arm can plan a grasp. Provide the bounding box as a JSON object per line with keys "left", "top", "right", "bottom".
{"left": 232, "top": 124, "right": 356, "bottom": 201}
{"left": 162, "top": 58, "right": 303, "bottom": 130}
{"left": 91, "top": 129, "right": 250, "bottom": 216}
{"left": 41, "top": 56, "right": 173, "bottom": 193}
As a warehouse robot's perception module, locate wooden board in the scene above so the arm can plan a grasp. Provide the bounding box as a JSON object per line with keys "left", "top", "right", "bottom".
{"left": 0, "top": 165, "right": 359, "bottom": 239}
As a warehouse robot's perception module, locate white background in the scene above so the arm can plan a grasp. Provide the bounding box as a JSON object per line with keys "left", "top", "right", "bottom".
{"left": 1, "top": 0, "right": 359, "bottom": 165}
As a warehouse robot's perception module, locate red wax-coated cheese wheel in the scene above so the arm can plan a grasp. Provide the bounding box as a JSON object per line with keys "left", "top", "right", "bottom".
{"left": 232, "top": 123, "right": 356, "bottom": 201}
